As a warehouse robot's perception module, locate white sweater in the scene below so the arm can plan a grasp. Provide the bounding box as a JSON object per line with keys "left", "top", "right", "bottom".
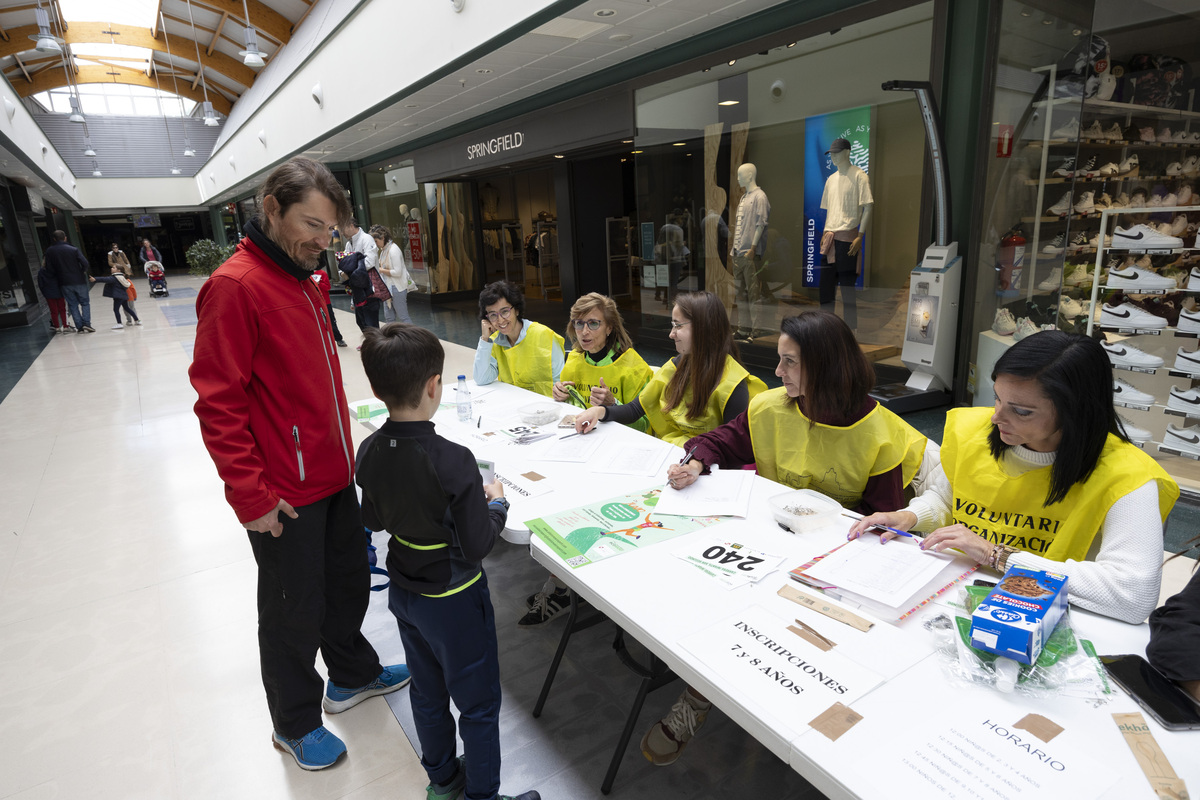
{"left": 905, "top": 445, "right": 1163, "bottom": 624}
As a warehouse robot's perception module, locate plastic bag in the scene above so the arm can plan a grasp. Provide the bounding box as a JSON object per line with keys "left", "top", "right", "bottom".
{"left": 926, "top": 585, "right": 1112, "bottom": 702}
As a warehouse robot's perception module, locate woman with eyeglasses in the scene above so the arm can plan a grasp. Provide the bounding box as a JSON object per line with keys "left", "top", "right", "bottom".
{"left": 552, "top": 293, "right": 653, "bottom": 432}
{"left": 369, "top": 224, "right": 415, "bottom": 324}
{"left": 474, "top": 280, "right": 565, "bottom": 397}
{"left": 572, "top": 291, "right": 764, "bottom": 447}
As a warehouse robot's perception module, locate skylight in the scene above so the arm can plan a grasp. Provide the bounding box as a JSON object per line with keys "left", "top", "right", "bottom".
{"left": 58, "top": 0, "right": 159, "bottom": 28}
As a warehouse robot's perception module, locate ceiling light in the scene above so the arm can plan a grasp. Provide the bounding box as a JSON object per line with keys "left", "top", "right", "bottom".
{"left": 92, "top": 167, "right": 102, "bottom": 177}
{"left": 554, "top": 154, "right": 564, "bottom": 159}
{"left": 476, "top": 68, "right": 492, "bottom": 74}
{"left": 202, "top": 101, "right": 219, "bottom": 126}
{"left": 718, "top": 100, "right": 739, "bottom": 106}
{"left": 609, "top": 33, "right": 632, "bottom": 41}
{"left": 672, "top": 142, "right": 686, "bottom": 146}
{"left": 622, "top": 139, "right": 633, "bottom": 144}
{"left": 29, "top": 8, "right": 63, "bottom": 53}
{"left": 68, "top": 96, "right": 84, "bottom": 123}
{"left": 728, "top": 59, "right": 737, "bottom": 66}
{"left": 183, "top": 137, "right": 196, "bottom": 157}
{"left": 631, "top": 150, "right": 643, "bottom": 154}
{"left": 405, "top": 103, "right": 419, "bottom": 108}
{"left": 170, "top": 166, "right": 182, "bottom": 175}
{"left": 83, "top": 137, "right": 96, "bottom": 157}
{"left": 1071, "top": 28, "right": 1083, "bottom": 36}
{"left": 595, "top": 9, "right": 616, "bottom": 17}
{"left": 240, "top": 26, "right": 265, "bottom": 67}
{"left": 787, "top": 42, "right": 796, "bottom": 47}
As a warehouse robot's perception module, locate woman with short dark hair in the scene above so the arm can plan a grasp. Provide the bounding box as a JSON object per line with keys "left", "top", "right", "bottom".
{"left": 851, "top": 330, "right": 1179, "bottom": 623}
{"left": 473, "top": 280, "right": 565, "bottom": 397}
{"left": 666, "top": 310, "right": 926, "bottom": 513}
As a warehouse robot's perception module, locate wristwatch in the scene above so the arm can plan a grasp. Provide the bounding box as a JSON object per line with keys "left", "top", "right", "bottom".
{"left": 489, "top": 497, "right": 510, "bottom": 511}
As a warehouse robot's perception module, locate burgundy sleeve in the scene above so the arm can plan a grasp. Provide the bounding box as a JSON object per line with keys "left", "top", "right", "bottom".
{"left": 854, "top": 464, "right": 905, "bottom": 515}
{"left": 685, "top": 411, "right": 756, "bottom": 470}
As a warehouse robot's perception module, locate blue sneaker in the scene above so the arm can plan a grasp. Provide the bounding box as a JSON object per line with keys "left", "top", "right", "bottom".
{"left": 323, "top": 664, "right": 411, "bottom": 713}
{"left": 426, "top": 755, "right": 466, "bottom": 800}
{"left": 271, "top": 725, "right": 346, "bottom": 770}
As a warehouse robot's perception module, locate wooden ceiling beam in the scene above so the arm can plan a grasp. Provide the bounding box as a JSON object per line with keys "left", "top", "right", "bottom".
{"left": 190, "top": 0, "right": 290, "bottom": 46}
{"left": 207, "top": 12, "right": 228, "bottom": 56}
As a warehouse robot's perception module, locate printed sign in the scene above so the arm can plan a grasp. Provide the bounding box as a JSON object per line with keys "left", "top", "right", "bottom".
{"left": 803, "top": 106, "right": 871, "bottom": 288}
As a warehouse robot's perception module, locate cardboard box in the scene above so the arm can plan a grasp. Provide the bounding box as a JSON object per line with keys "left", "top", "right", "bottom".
{"left": 969, "top": 567, "right": 1068, "bottom": 665}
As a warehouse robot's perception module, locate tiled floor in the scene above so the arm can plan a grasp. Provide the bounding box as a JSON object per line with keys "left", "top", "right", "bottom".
{"left": 0, "top": 275, "right": 1194, "bottom": 800}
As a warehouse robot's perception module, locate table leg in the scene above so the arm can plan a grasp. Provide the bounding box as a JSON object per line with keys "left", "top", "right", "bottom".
{"left": 532, "top": 591, "right": 605, "bottom": 718}
{"left": 601, "top": 630, "right": 678, "bottom": 794}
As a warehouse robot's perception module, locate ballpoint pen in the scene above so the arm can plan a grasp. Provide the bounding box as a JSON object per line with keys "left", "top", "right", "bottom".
{"left": 679, "top": 444, "right": 698, "bottom": 465}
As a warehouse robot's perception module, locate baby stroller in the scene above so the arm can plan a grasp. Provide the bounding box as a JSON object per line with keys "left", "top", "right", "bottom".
{"left": 147, "top": 261, "right": 168, "bottom": 297}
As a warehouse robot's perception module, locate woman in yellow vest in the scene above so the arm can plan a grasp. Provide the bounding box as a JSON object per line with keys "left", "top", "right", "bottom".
{"left": 851, "top": 330, "right": 1179, "bottom": 623}
{"left": 552, "top": 292, "right": 653, "bottom": 432}
{"left": 573, "top": 291, "right": 764, "bottom": 446}
{"left": 666, "top": 310, "right": 927, "bottom": 513}
{"left": 473, "top": 280, "right": 565, "bottom": 397}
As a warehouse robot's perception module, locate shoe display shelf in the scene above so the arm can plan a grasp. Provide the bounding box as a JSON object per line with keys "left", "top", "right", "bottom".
{"left": 1083, "top": 205, "right": 1200, "bottom": 480}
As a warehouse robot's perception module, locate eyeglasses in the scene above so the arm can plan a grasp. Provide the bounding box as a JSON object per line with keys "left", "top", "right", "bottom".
{"left": 669, "top": 320, "right": 691, "bottom": 330}
{"left": 572, "top": 319, "right": 603, "bottom": 331}
{"left": 486, "top": 306, "right": 514, "bottom": 322}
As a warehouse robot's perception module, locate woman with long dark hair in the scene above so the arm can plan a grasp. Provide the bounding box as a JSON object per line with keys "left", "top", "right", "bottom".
{"left": 666, "top": 310, "right": 926, "bottom": 513}
{"left": 851, "top": 330, "right": 1179, "bottom": 623}
{"left": 573, "top": 291, "right": 764, "bottom": 445}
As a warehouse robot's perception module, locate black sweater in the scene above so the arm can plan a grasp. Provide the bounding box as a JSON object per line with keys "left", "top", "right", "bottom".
{"left": 356, "top": 419, "right": 506, "bottom": 596}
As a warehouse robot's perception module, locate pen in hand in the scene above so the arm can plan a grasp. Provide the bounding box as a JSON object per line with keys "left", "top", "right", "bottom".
{"left": 679, "top": 445, "right": 698, "bottom": 466}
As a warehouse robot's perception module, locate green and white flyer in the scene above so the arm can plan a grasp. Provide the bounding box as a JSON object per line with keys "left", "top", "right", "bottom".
{"left": 527, "top": 486, "right": 725, "bottom": 568}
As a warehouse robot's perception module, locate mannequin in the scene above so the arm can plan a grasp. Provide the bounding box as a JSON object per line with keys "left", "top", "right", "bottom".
{"left": 728, "top": 162, "right": 770, "bottom": 341}
{"left": 819, "top": 139, "right": 873, "bottom": 331}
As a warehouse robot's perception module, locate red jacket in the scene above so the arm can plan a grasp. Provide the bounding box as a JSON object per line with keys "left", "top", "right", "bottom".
{"left": 189, "top": 235, "right": 354, "bottom": 523}
{"left": 312, "top": 269, "right": 333, "bottom": 305}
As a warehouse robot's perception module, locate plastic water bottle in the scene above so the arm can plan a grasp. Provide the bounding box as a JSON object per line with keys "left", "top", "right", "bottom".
{"left": 457, "top": 375, "right": 471, "bottom": 423}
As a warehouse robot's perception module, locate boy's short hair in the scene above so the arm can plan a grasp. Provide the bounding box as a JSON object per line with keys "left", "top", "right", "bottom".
{"left": 361, "top": 323, "right": 444, "bottom": 409}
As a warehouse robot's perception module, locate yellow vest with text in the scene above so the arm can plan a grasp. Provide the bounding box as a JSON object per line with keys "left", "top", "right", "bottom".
{"left": 942, "top": 407, "right": 1178, "bottom": 561}
{"left": 491, "top": 320, "right": 564, "bottom": 398}
{"left": 640, "top": 355, "right": 766, "bottom": 447}
{"left": 562, "top": 347, "right": 654, "bottom": 433}
{"left": 747, "top": 387, "right": 926, "bottom": 508}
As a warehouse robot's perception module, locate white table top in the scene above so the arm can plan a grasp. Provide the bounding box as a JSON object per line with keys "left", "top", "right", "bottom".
{"left": 357, "top": 381, "right": 1200, "bottom": 800}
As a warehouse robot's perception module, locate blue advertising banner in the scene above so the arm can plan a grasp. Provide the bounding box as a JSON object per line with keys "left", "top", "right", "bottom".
{"left": 803, "top": 107, "right": 871, "bottom": 288}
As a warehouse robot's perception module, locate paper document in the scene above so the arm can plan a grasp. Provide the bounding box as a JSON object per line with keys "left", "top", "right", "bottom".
{"left": 530, "top": 433, "right": 604, "bottom": 462}
{"left": 590, "top": 442, "right": 672, "bottom": 477}
{"left": 802, "top": 533, "right": 955, "bottom": 608}
{"left": 653, "top": 468, "right": 754, "bottom": 518}
{"left": 476, "top": 459, "right": 495, "bottom": 485}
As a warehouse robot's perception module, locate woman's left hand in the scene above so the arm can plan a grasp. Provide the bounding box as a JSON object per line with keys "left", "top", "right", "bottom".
{"left": 590, "top": 378, "right": 615, "bottom": 407}
{"left": 919, "top": 524, "right": 992, "bottom": 565}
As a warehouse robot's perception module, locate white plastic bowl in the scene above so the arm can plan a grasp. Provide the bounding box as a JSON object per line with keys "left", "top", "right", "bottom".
{"left": 768, "top": 488, "right": 842, "bottom": 534}
{"left": 519, "top": 403, "right": 561, "bottom": 426}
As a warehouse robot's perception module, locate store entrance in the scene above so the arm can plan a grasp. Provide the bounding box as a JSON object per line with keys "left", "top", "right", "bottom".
{"left": 477, "top": 168, "right": 559, "bottom": 300}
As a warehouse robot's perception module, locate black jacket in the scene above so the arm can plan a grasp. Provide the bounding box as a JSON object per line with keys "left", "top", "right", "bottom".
{"left": 94, "top": 275, "right": 129, "bottom": 301}
{"left": 356, "top": 419, "right": 506, "bottom": 596}
{"left": 43, "top": 242, "right": 89, "bottom": 286}
{"left": 339, "top": 251, "right": 372, "bottom": 307}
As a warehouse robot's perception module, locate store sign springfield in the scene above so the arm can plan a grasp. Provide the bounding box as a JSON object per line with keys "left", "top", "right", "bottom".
{"left": 679, "top": 605, "right": 883, "bottom": 736}
{"left": 467, "top": 131, "right": 525, "bottom": 162}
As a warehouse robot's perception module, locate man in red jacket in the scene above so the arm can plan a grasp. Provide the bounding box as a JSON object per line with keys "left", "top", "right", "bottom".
{"left": 189, "top": 157, "right": 408, "bottom": 771}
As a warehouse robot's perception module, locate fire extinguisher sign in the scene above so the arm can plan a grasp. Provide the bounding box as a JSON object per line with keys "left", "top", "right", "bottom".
{"left": 996, "top": 124, "right": 1014, "bottom": 158}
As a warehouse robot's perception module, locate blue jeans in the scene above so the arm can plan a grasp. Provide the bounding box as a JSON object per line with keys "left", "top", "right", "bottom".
{"left": 61, "top": 283, "right": 91, "bottom": 329}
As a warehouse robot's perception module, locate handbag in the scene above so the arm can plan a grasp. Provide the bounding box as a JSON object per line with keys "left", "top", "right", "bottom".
{"left": 368, "top": 268, "right": 392, "bottom": 301}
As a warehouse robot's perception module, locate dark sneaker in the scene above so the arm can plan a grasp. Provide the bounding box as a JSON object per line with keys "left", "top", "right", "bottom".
{"left": 518, "top": 588, "right": 571, "bottom": 627}
{"left": 426, "top": 756, "right": 465, "bottom": 800}
{"left": 336, "top": 339, "right": 348, "bottom": 347}
{"left": 323, "top": 664, "right": 411, "bottom": 713}
{"left": 272, "top": 725, "right": 346, "bottom": 770}
{"left": 498, "top": 793, "right": 541, "bottom": 800}
{"left": 82, "top": 325, "right": 96, "bottom": 333}
{"left": 640, "top": 690, "right": 711, "bottom": 766}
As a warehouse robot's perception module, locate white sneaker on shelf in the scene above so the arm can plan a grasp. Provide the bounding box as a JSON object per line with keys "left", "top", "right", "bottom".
{"left": 1111, "top": 191, "right": 1131, "bottom": 208}
{"left": 1164, "top": 424, "right": 1200, "bottom": 454}
{"left": 1117, "top": 155, "right": 1139, "bottom": 176}
{"left": 1052, "top": 157, "right": 1076, "bottom": 178}
{"left": 1168, "top": 386, "right": 1200, "bottom": 415}
{"left": 1037, "top": 267, "right": 1063, "bottom": 291}
{"left": 1174, "top": 347, "right": 1200, "bottom": 375}
{"left": 1104, "top": 122, "right": 1123, "bottom": 140}
{"left": 1063, "top": 263, "right": 1093, "bottom": 286}
{"left": 1100, "top": 303, "right": 1167, "bottom": 329}
{"left": 1105, "top": 265, "right": 1177, "bottom": 290}
{"left": 1087, "top": 232, "right": 1112, "bottom": 248}
{"left": 1041, "top": 233, "right": 1066, "bottom": 254}
{"left": 1167, "top": 161, "right": 1185, "bottom": 176}
{"left": 1177, "top": 185, "right": 1194, "bottom": 205}
{"left": 1096, "top": 162, "right": 1120, "bottom": 176}
{"left": 1158, "top": 126, "right": 1174, "bottom": 143}
{"left": 1113, "top": 224, "right": 1184, "bottom": 249}
{"left": 1187, "top": 267, "right": 1200, "bottom": 290}
{"left": 1192, "top": 132, "right": 1200, "bottom": 144}
{"left": 1149, "top": 194, "right": 1165, "bottom": 208}
{"left": 1170, "top": 215, "right": 1190, "bottom": 237}
{"left": 1178, "top": 308, "right": 1200, "bottom": 333}
{"left": 1083, "top": 120, "right": 1106, "bottom": 140}
{"left": 1101, "top": 339, "right": 1164, "bottom": 368}
{"left": 1114, "top": 377, "right": 1155, "bottom": 405}
{"left": 1161, "top": 193, "right": 1179, "bottom": 208}
{"left": 1059, "top": 296, "right": 1084, "bottom": 318}
{"left": 1139, "top": 127, "right": 1156, "bottom": 143}
{"left": 1013, "top": 317, "right": 1040, "bottom": 341}
{"left": 1117, "top": 415, "right": 1153, "bottom": 444}
{"left": 992, "top": 308, "right": 1017, "bottom": 336}
{"left": 1073, "top": 191, "right": 1096, "bottom": 215}
{"left": 1175, "top": 130, "right": 1192, "bottom": 143}
{"left": 1046, "top": 191, "right": 1073, "bottom": 216}
{"left": 1051, "top": 117, "right": 1080, "bottom": 139}
{"left": 1183, "top": 156, "right": 1200, "bottom": 177}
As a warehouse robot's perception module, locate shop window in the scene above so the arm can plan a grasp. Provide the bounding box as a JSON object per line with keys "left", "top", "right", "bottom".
{"left": 632, "top": 2, "right": 934, "bottom": 361}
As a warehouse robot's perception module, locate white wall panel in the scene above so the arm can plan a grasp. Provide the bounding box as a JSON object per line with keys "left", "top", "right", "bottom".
{"left": 75, "top": 177, "right": 203, "bottom": 210}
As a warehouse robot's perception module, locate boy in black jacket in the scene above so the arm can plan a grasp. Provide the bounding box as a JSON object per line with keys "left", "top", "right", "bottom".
{"left": 357, "top": 324, "right": 540, "bottom": 800}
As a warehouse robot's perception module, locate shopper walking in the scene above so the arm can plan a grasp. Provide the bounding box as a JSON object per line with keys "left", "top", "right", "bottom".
{"left": 189, "top": 157, "right": 409, "bottom": 772}
{"left": 369, "top": 224, "right": 414, "bottom": 324}
{"left": 36, "top": 264, "right": 69, "bottom": 333}
{"left": 91, "top": 265, "right": 140, "bottom": 329}
{"left": 43, "top": 230, "right": 93, "bottom": 333}
{"left": 137, "top": 237, "right": 162, "bottom": 274}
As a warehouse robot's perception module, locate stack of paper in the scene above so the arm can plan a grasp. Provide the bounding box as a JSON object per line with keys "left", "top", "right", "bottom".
{"left": 653, "top": 468, "right": 754, "bottom": 518}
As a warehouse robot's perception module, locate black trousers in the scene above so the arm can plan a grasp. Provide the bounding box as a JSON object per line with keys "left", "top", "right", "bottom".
{"left": 1147, "top": 565, "right": 1200, "bottom": 682}
{"left": 246, "top": 483, "right": 382, "bottom": 738}
{"left": 354, "top": 298, "right": 381, "bottom": 331}
{"left": 819, "top": 238, "right": 859, "bottom": 330}
{"left": 326, "top": 302, "right": 345, "bottom": 342}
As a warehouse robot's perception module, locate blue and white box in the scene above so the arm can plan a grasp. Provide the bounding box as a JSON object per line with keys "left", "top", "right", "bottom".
{"left": 969, "top": 567, "right": 1068, "bottom": 665}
